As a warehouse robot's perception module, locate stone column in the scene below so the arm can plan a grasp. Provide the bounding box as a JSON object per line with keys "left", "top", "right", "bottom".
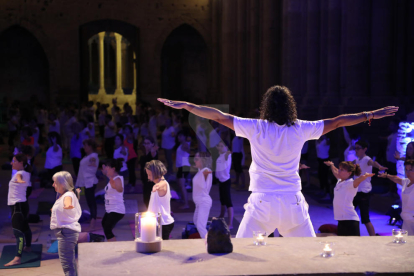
{"left": 114, "top": 33, "right": 123, "bottom": 95}
{"left": 98, "top": 32, "right": 105, "bottom": 95}
{"left": 325, "top": 0, "right": 341, "bottom": 103}
{"left": 261, "top": 0, "right": 282, "bottom": 94}
{"left": 236, "top": 0, "right": 247, "bottom": 109}
{"left": 248, "top": 0, "right": 260, "bottom": 109}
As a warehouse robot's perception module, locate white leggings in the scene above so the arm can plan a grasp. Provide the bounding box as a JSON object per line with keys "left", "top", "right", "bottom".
{"left": 193, "top": 198, "right": 212, "bottom": 239}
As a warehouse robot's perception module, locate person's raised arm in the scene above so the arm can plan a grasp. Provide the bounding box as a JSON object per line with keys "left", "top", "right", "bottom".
{"left": 367, "top": 159, "right": 388, "bottom": 171}
{"left": 378, "top": 171, "right": 403, "bottom": 185}
{"left": 322, "top": 106, "right": 398, "bottom": 135}
{"left": 324, "top": 161, "right": 339, "bottom": 179}
{"left": 158, "top": 99, "right": 234, "bottom": 131}
{"left": 353, "top": 173, "right": 375, "bottom": 188}
{"left": 342, "top": 127, "right": 351, "bottom": 145}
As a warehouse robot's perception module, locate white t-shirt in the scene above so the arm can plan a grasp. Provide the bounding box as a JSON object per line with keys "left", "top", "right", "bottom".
{"left": 8, "top": 171, "right": 30, "bottom": 205}
{"left": 316, "top": 139, "right": 330, "bottom": 159}
{"left": 192, "top": 167, "right": 213, "bottom": 203}
{"left": 401, "top": 178, "right": 414, "bottom": 221}
{"left": 216, "top": 153, "right": 232, "bottom": 182}
{"left": 104, "top": 175, "right": 125, "bottom": 214}
{"left": 45, "top": 145, "right": 63, "bottom": 169}
{"left": 333, "top": 178, "right": 359, "bottom": 221}
{"left": 234, "top": 117, "right": 324, "bottom": 192}
{"left": 48, "top": 120, "right": 60, "bottom": 134}
{"left": 50, "top": 191, "right": 82, "bottom": 232}
{"left": 355, "top": 156, "right": 373, "bottom": 193}
{"left": 176, "top": 144, "right": 191, "bottom": 168}
{"left": 148, "top": 181, "right": 174, "bottom": 226}
{"left": 113, "top": 147, "right": 128, "bottom": 172}
{"left": 76, "top": 153, "right": 99, "bottom": 188}
{"left": 161, "top": 126, "right": 176, "bottom": 150}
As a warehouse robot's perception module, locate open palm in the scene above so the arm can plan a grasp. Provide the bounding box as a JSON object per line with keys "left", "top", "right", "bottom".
{"left": 157, "top": 98, "right": 187, "bottom": 110}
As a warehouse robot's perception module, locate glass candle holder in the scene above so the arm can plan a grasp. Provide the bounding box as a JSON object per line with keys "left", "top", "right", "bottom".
{"left": 392, "top": 229, "right": 407, "bottom": 244}
{"left": 320, "top": 242, "right": 334, "bottom": 258}
{"left": 253, "top": 231, "right": 267, "bottom": 246}
{"left": 135, "top": 212, "right": 162, "bottom": 241}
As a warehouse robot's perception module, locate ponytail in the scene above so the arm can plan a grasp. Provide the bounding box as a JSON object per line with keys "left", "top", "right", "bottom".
{"left": 339, "top": 161, "right": 361, "bottom": 178}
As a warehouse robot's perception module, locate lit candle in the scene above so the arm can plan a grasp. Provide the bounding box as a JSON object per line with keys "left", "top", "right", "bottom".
{"left": 141, "top": 213, "right": 157, "bottom": 242}
{"left": 395, "top": 233, "right": 404, "bottom": 243}
{"left": 323, "top": 244, "right": 333, "bottom": 257}
{"left": 256, "top": 234, "right": 265, "bottom": 245}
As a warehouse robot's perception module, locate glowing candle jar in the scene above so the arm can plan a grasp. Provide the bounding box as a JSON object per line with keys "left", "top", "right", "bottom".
{"left": 392, "top": 229, "right": 407, "bottom": 244}
{"left": 135, "top": 212, "right": 162, "bottom": 253}
{"left": 321, "top": 242, "right": 334, "bottom": 258}
{"left": 253, "top": 231, "right": 267, "bottom": 246}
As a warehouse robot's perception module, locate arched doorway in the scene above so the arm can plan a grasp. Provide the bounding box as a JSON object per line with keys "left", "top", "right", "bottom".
{"left": 161, "top": 24, "right": 208, "bottom": 103}
{"left": 0, "top": 25, "right": 49, "bottom": 105}
{"left": 80, "top": 20, "right": 139, "bottom": 112}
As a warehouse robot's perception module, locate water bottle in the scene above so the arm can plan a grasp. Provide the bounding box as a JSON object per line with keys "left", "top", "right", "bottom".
{"left": 47, "top": 234, "right": 52, "bottom": 249}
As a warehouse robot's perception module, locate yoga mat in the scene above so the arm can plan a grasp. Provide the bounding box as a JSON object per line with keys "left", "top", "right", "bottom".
{"left": 0, "top": 244, "right": 42, "bottom": 269}
{"left": 29, "top": 188, "right": 44, "bottom": 199}
{"left": 170, "top": 200, "right": 196, "bottom": 213}
{"left": 0, "top": 221, "right": 43, "bottom": 243}
{"left": 124, "top": 199, "right": 139, "bottom": 214}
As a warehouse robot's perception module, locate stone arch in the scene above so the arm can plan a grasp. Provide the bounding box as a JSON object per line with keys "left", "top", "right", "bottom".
{"left": 160, "top": 24, "right": 208, "bottom": 103}
{"left": 0, "top": 25, "right": 50, "bottom": 107}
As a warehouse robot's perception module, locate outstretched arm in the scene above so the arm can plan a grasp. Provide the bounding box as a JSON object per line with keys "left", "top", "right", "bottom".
{"left": 354, "top": 173, "right": 375, "bottom": 188}
{"left": 158, "top": 99, "right": 234, "bottom": 130}
{"left": 324, "top": 161, "right": 339, "bottom": 180}
{"left": 322, "top": 106, "right": 398, "bottom": 135}
{"left": 378, "top": 172, "right": 403, "bottom": 185}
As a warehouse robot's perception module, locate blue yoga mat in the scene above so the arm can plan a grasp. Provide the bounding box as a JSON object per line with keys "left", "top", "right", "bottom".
{"left": 0, "top": 244, "right": 42, "bottom": 269}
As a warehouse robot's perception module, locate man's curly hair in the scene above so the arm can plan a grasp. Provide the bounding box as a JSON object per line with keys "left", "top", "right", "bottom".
{"left": 259, "top": 85, "right": 298, "bottom": 126}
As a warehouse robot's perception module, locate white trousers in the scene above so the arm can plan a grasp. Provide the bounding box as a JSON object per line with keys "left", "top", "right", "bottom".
{"left": 236, "top": 191, "right": 316, "bottom": 238}
{"left": 193, "top": 197, "right": 212, "bottom": 239}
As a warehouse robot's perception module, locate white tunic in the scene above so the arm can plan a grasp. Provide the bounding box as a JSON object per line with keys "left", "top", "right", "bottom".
{"left": 104, "top": 176, "right": 125, "bottom": 214}
{"left": 44, "top": 145, "right": 63, "bottom": 169}
{"left": 333, "top": 178, "right": 359, "bottom": 221}
{"left": 8, "top": 171, "right": 30, "bottom": 205}
{"left": 176, "top": 144, "right": 190, "bottom": 168}
{"left": 113, "top": 147, "right": 128, "bottom": 172}
{"left": 50, "top": 191, "right": 82, "bottom": 232}
{"left": 148, "top": 181, "right": 174, "bottom": 226}
{"left": 216, "top": 153, "right": 232, "bottom": 182}
{"left": 192, "top": 168, "right": 213, "bottom": 204}
{"left": 401, "top": 178, "right": 414, "bottom": 221}
{"left": 234, "top": 117, "right": 324, "bottom": 192}
{"left": 355, "top": 156, "right": 373, "bottom": 193}
{"left": 76, "top": 153, "right": 99, "bottom": 188}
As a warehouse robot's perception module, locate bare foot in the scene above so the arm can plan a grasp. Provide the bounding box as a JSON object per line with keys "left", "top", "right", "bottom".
{"left": 179, "top": 205, "right": 189, "bottom": 210}
{"left": 23, "top": 246, "right": 31, "bottom": 253}
{"left": 4, "top": 256, "right": 21, "bottom": 267}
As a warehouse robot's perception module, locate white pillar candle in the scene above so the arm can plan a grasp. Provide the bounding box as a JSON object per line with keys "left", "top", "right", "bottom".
{"left": 141, "top": 214, "right": 157, "bottom": 242}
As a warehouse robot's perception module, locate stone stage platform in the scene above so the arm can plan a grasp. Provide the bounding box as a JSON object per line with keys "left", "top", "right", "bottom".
{"left": 79, "top": 237, "right": 414, "bottom": 275}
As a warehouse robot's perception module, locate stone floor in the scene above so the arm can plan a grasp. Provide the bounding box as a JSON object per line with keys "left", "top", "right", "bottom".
{"left": 0, "top": 144, "right": 400, "bottom": 276}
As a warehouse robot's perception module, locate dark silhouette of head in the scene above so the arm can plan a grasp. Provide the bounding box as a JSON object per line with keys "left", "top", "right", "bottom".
{"left": 206, "top": 217, "right": 233, "bottom": 254}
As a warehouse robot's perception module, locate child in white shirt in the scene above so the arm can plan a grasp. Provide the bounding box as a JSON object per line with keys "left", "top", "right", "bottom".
{"left": 325, "top": 161, "right": 374, "bottom": 236}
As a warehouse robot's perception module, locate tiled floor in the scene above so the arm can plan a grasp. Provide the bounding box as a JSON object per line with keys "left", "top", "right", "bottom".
{"left": 0, "top": 146, "right": 400, "bottom": 275}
